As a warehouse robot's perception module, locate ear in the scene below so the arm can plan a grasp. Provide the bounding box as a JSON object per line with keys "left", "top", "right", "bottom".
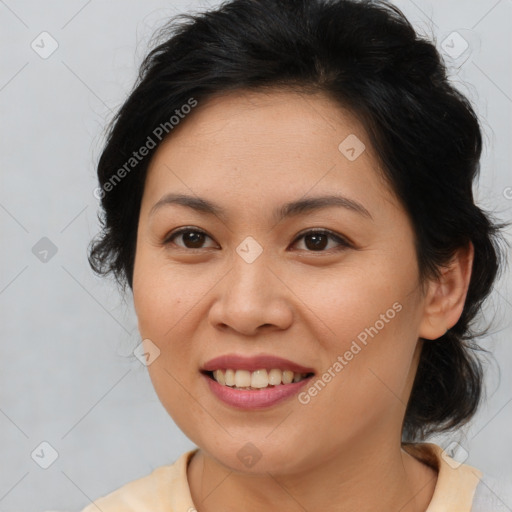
{"left": 418, "top": 242, "right": 474, "bottom": 340}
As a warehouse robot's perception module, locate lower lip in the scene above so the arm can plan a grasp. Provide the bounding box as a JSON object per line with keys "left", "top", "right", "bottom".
{"left": 202, "top": 372, "right": 314, "bottom": 409}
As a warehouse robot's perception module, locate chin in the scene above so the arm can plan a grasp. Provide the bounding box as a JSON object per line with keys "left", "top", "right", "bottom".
{"left": 196, "top": 436, "right": 315, "bottom": 476}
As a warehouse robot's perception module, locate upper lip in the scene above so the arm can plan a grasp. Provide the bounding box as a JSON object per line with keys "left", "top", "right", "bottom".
{"left": 201, "top": 354, "right": 315, "bottom": 374}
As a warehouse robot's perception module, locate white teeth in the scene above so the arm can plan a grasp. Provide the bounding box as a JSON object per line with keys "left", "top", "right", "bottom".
{"left": 268, "top": 368, "right": 282, "bottom": 385}
{"left": 225, "top": 369, "right": 235, "bottom": 386}
{"left": 251, "top": 369, "right": 268, "bottom": 388}
{"left": 209, "top": 368, "right": 311, "bottom": 388}
{"left": 213, "top": 369, "right": 225, "bottom": 385}
{"left": 282, "top": 370, "right": 294, "bottom": 384}
{"left": 234, "top": 370, "right": 251, "bottom": 388}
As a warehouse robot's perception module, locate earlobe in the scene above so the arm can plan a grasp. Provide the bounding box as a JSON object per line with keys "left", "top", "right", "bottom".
{"left": 418, "top": 242, "right": 474, "bottom": 340}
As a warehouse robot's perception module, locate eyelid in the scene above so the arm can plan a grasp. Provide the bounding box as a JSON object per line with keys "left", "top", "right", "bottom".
{"left": 291, "top": 228, "right": 353, "bottom": 250}
{"left": 163, "top": 226, "right": 353, "bottom": 251}
{"left": 163, "top": 226, "right": 216, "bottom": 248}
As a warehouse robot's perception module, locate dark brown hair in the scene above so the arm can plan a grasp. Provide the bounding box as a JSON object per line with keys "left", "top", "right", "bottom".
{"left": 88, "top": 0, "right": 506, "bottom": 441}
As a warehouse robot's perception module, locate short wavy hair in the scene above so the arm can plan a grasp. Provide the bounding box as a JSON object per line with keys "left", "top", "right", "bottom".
{"left": 88, "top": 0, "right": 506, "bottom": 441}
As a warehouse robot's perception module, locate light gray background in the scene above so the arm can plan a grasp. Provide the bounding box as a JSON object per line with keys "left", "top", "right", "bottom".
{"left": 1, "top": 0, "right": 511, "bottom": 510}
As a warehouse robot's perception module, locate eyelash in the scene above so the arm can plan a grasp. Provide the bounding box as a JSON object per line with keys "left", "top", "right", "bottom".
{"left": 163, "top": 227, "right": 352, "bottom": 253}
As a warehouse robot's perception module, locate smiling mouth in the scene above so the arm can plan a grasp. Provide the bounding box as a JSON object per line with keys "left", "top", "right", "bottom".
{"left": 202, "top": 369, "right": 315, "bottom": 390}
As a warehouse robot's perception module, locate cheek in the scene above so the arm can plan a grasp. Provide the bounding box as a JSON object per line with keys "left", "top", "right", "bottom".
{"left": 133, "top": 247, "right": 207, "bottom": 340}
{"left": 132, "top": 252, "right": 201, "bottom": 425}
{"left": 296, "top": 256, "right": 422, "bottom": 408}
{"left": 294, "top": 254, "right": 418, "bottom": 345}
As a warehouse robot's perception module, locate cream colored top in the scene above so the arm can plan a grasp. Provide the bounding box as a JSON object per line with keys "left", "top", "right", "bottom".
{"left": 80, "top": 443, "right": 489, "bottom": 511}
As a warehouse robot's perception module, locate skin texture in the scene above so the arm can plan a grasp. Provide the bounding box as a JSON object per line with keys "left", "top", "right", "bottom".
{"left": 132, "top": 89, "right": 474, "bottom": 512}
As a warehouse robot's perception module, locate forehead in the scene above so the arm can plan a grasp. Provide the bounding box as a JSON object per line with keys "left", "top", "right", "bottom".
{"left": 142, "top": 88, "right": 396, "bottom": 215}
{"left": 167, "top": 88, "right": 368, "bottom": 151}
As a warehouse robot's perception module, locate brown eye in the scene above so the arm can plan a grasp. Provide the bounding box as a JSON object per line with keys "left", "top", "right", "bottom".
{"left": 164, "top": 227, "right": 351, "bottom": 253}
{"left": 292, "top": 229, "right": 351, "bottom": 252}
{"left": 165, "top": 228, "right": 216, "bottom": 249}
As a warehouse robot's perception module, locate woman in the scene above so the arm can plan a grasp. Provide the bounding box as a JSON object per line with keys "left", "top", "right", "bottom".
{"left": 84, "top": 0, "right": 507, "bottom": 510}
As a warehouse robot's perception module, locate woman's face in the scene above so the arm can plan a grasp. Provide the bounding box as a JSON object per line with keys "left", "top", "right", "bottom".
{"left": 132, "top": 89, "right": 430, "bottom": 474}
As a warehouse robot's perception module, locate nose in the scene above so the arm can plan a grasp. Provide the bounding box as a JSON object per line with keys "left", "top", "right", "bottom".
{"left": 208, "top": 248, "right": 294, "bottom": 336}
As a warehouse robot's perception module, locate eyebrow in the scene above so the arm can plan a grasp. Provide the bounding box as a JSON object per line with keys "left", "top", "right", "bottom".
{"left": 149, "top": 192, "right": 372, "bottom": 222}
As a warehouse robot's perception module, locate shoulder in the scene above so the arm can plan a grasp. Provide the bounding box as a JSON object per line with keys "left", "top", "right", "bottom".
{"left": 404, "top": 443, "right": 481, "bottom": 511}
{"left": 405, "top": 442, "right": 512, "bottom": 511}
{"left": 80, "top": 466, "right": 175, "bottom": 512}
{"left": 80, "top": 449, "right": 198, "bottom": 512}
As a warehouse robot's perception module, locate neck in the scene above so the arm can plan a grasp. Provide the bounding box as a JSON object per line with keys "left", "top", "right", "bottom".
{"left": 187, "top": 435, "right": 437, "bottom": 512}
